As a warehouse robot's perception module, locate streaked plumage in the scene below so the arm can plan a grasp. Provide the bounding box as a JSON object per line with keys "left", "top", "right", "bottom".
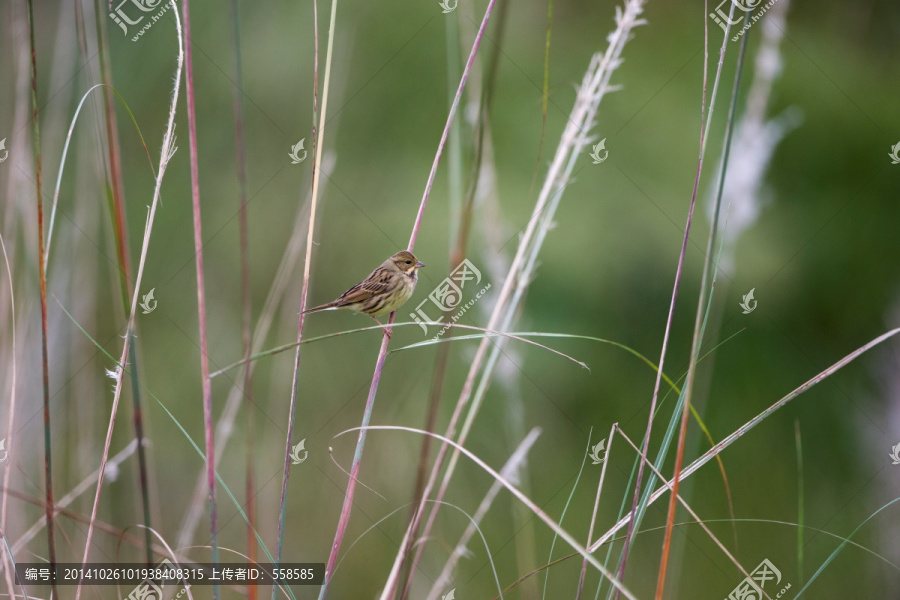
{"left": 304, "top": 251, "right": 425, "bottom": 336}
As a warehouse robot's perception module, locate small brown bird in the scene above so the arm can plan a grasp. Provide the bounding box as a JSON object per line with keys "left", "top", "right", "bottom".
{"left": 303, "top": 250, "right": 425, "bottom": 337}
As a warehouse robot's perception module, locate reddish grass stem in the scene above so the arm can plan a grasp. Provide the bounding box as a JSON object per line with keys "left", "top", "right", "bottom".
{"left": 180, "top": 1, "right": 219, "bottom": 595}
{"left": 76, "top": 9, "right": 182, "bottom": 600}
{"left": 318, "top": 324, "right": 394, "bottom": 599}
{"left": 590, "top": 327, "right": 900, "bottom": 555}
{"left": 406, "top": 0, "right": 496, "bottom": 253}
{"left": 319, "top": 1, "right": 498, "bottom": 598}
{"left": 228, "top": 1, "right": 257, "bottom": 592}
{"left": 655, "top": 12, "right": 751, "bottom": 599}
{"left": 615, "top": 3, "right": 715, "bottom": 593}
{"left": 26, "top": 3, "right": 57, "bottom": 598}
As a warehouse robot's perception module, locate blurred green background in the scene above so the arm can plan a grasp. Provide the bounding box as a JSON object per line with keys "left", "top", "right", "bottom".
{"left": 2, "top": 0, "right": 900, "bottom": 598}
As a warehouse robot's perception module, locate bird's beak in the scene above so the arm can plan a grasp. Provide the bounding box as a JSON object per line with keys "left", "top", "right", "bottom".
{"left": 415, "top": 261, "right": 425, "bottom": 268}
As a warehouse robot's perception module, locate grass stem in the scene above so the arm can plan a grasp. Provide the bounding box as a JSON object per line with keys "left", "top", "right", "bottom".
{"left": 179, "top": 1, "right": 219, "bottom": 595}
{"left": 26, "top": 2, "right": 57, "bottom": 597}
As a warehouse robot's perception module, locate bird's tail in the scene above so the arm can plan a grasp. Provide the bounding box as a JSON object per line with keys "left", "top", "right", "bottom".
{"left": 302, "top": 302, "right": 337, "bottom": 314}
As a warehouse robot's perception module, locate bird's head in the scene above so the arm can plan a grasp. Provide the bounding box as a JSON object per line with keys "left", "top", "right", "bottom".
{"left": 388, "top": 251, "right": 425, "bottom": 277}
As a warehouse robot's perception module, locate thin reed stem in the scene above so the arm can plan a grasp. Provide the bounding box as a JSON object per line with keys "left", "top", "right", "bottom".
{"left": 406, "top": 0, "right": 497, "bottom": 252}
{"left": 348, "top": 425, "right": 639, "bottom": 600}
{"left": 92, "top": 0, "right": 130, "bottom": 288}
{"left": 398, "top": 3, "right": 647, "bottom": 592}
{"left": 180, "top": 2, "right": 218, "bottom": 595}
{"left": 795, "top": 419, "right": 804, "bottom": 584}
{"left": 26, "top": 2, "right": 57, "bottom": 598}
{"left": 318, "top": 328, "right": 393, "bottom": 599}
{"left": 212, "top": 323, "right": 586, "bottom": 378}
{"left": 400, "top": 17, "right": 468, "bottom": 589}
{"left": 402, "top": 336, "right": 452, "bottom": 594}
{"left": 275, "top": 0, "right": 330, "bottom": 589}
{"left": 654, "top": 9, "right": 748, "bottom": 598}
{"left": 590, "top": 327, "right": 900, "bottom": 553}
{"left": 10, "top": 440, "right": 139, "bottom": 554}
{"left": 91, "top": 0, "right": 154, "bottom": 564}
{"left": 528, "top": 0, "right": 552, "bottom": 197}
{"left": 423, "top": 429, "right": 541, "bottom": 600}
{"left": 228, "top": 0, "right": 257, "bottom": 591}
{"left": 0, "top": 233, "right": 19, "bottom": 599}
{"left": 75, "top": 7, "right": 182, "bottom": 595}
{"left": 319, "top": 1, "right": 500, "bottom": 598}
{"left": 175, "top": 158, "right": 325, "bottom": 550}
{"left": 403, "top": 10, "right": 509, "bottom": 592}
{"left": 615, "top": 1, "right": 722, "bottom": 591}
{"left": 614, "top": 426, "right": 767, "bottom": 599}
{"left": 575, "top": 425, "right": 614, "bottom": 600}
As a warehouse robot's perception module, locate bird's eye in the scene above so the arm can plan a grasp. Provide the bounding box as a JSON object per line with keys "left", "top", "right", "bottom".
{"left": 405, "top": 260, "right": 411, "bottom": 264}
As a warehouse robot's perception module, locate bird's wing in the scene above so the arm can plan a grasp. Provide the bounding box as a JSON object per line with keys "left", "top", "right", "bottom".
{"left": 303, "top": 268, "right": 394, "bottom": 313}
{"left": 333, "top": 267, "right": 394, "bottom": 306}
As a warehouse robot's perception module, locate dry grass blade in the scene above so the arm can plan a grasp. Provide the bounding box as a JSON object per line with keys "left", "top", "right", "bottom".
{"left": 43, "top": 74, "right": 158, "bottom": 563}
{"left": 394, "top": 329, "right": 589, "bottom": 369}
{"left": 339, "top": 425, "right": 639, "bottom": 600}
{"left": 424, "top": 429, "right": 541, "bottom": 600}
{"left": 137, "top": 528, "right": 196, "bottom": 600}
{"left": 1, "top": 487, "right": 162, "bottom": 554}
{"left": 591, "top": 326, "right": 900, "bottom": 553}
{"left": 210, "top": 322, "right": 588, "bottom": 378}
{"left": 575, "top": 425, "right": 614, "bottom": 600}
{"left": 793, "top": 496, "right": 900, "bottom": 597}
{"left": 11, "top": 439, "right": 138, "bottom": 555}
{"left": 614, "top": 426, "right": 771, "bottom": 600}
